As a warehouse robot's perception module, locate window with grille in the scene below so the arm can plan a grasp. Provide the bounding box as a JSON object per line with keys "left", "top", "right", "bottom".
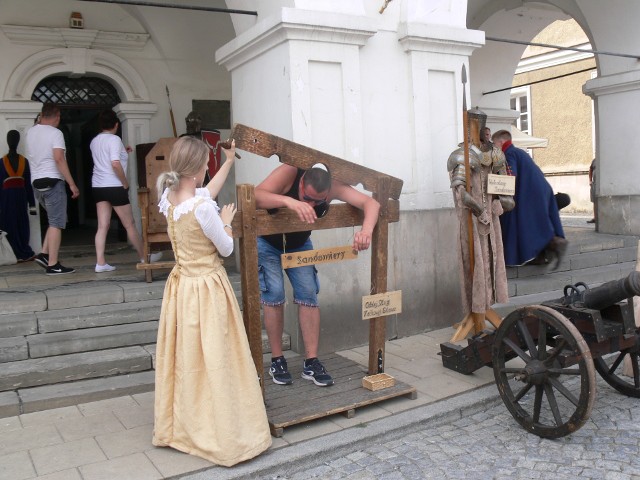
{"left": 31, "top": 76, "right": 120, "bottom": 107}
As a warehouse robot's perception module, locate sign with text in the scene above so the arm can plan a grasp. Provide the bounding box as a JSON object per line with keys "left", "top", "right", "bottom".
{"left": 487, "top": 174, "right": 516, "bottom": 196}
{"left": 281, "top": 245, "right": 357, "bottom": 269}
{"left": 362, "top": 291, "right": 402, "bottom": 320}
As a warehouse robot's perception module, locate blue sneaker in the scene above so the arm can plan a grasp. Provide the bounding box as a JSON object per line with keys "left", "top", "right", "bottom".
{"left": 302, "top": 358, "right": 334, "bottom": 386}
{"left": 269, "top": 356, "right": 293, "bottom": 385}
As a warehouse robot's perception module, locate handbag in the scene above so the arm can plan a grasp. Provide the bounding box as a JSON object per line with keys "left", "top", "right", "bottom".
{"left": 0, "top": 230, "right": 17, "bottom": 266}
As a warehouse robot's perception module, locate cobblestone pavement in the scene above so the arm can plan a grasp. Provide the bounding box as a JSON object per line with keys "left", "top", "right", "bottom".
{"left": 257, "top": 376, "right": 640, "bottom": 480}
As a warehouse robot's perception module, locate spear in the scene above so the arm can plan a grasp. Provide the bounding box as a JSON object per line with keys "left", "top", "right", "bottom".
{"left": 165, "top": 85, "right": 177, "bottom": 137}
{"left": 461, "top": 65, "right": 474, "bottom": 277}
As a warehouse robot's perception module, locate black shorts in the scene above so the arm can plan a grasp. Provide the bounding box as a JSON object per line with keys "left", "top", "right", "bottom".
{"left": 92, "top": 186, "right": 130, "bottom": 206}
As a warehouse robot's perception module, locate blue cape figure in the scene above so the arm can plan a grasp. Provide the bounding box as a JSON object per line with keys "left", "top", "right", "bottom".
{"left": 0, "top": 130, "right": 36, "bottom": 261}
{"left": 499, "top": 140, "right": 564, "bottom": 266}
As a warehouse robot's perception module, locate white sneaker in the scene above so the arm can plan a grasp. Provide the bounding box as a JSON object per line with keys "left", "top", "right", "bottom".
{"left": 149, "top": 252, "right": 163, "bottom": 263}
{"left": 95, "top": 263, "right": 116, "bottom": 273}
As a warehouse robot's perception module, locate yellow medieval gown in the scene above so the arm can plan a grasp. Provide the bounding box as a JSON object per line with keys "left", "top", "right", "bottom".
{"left": 152, "top": 191, "right": 271, "bottom": 466}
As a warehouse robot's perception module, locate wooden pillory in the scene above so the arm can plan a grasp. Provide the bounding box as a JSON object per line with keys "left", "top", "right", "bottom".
{"left": 228, "top": 124, "right": 416, "bottom": 436}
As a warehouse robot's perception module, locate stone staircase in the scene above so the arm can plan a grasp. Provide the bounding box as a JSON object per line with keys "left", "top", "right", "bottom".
{"left": 0, "top": 226, "right": 636, "bottom": 418}
{"left": 0, "top": 268, "right": 290, "bottom": 418}
{"left": 494, "top": 227, "right": 639, "bottom": 317}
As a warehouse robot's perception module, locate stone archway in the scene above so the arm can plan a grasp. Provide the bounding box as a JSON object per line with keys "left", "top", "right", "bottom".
{"left": 0, "top": 47, "right": 157, "bottom": 247}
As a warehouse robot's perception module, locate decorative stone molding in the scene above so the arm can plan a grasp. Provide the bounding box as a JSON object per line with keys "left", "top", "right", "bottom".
{"left": 3, "top": 48, "right": 150, "bottom": 102}
{"left": 0, "top": 25, "right": 149, "bottom": 51}
{"left": 583, "top": 69, "right": 640, "bottom": 98}
{"left": 481, "top": 107, "right": 519, "bottom": 125}
{"left": 216, "top": 7, "right": 376, "bottom": 71}
{"left": 398, "top": 23, "right": 484, "bottom": 56}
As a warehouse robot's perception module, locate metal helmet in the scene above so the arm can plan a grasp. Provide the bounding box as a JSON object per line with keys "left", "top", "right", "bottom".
{"left": 467, "top": 107, "right": 487, "bottom": 149}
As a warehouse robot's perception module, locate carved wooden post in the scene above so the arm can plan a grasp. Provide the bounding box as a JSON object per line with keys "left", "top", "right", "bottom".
{"left": 368, "top": 177, "right": 390, "bottom": 374}
{"left": 236, "top": 184, "right": 264, "bottom": 391}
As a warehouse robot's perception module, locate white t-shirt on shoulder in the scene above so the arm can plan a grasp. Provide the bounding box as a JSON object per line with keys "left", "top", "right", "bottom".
{"left": 90, "top": 132, "right": 129, "bottom": 188}
{"left": 25, "top": 124, "right": 66, "bottom": 182}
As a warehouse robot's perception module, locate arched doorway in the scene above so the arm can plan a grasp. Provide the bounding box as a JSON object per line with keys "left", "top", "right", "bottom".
{"left": 0, "top": 47, "right": 158, "bottom": 249}
{"left": 31, "top": 75, "right": 122, "bottom": 241}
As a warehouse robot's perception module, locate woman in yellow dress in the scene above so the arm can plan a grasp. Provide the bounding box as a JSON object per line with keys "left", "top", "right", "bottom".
{"left": 152, "top": 136, "right": 271, "bottom": 466}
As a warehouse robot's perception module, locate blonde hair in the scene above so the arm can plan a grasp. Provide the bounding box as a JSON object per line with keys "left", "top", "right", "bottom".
{"left": 156, "top": 136, "right": 209, "bottom": 197}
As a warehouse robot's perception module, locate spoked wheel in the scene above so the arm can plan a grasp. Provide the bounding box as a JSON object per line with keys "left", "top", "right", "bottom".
{"left": 492, "top": 305, "right": 596, "bottom": 438}
{"left": 594, "top": 331, "right": 640, "bottom": 397}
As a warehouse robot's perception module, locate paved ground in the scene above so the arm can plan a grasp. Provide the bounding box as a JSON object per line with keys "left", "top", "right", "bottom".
{"left": 0, "top": 327, "right": 500, "bottom": 480}
{"left": 231, "top": 376, "right": 640, "bottom": 480}
{"left": 1, "top": 213, "right": 618, "bottom": 480}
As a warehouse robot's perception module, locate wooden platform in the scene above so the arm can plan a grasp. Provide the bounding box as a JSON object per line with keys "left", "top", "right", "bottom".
{"left": 264, "top": 353, "right": 417, "bottom": 437}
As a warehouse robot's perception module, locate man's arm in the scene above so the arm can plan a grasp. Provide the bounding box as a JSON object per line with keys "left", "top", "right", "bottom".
{"left": 255, "top": 164, "right": 318, "bottom": 224}
{"left": 330, "top": 181, "right": 380, "bottom": 251}
{"left": 53, "top": 148, "right": 79, "bottom": 199}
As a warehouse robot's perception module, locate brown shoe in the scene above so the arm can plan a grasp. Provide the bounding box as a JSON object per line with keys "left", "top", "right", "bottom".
{"left": 547, "top": 236, "right": 568, "bottom": 271}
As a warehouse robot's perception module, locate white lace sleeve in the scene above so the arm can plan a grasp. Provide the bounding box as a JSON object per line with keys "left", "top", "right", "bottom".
{"left": 158, "top": 188, "right": 170, "bottom": 217}
{"left": 195, "top": 199, "right": 234, "bottom": 257}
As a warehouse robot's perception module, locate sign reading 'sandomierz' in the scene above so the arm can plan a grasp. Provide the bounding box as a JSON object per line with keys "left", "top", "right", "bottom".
{"left": 487, "top": 174, "right": 516, "bottom": 196}
{"left": 362, "top": 291, "right": 402, "bottom": 320}
{"left": 281, "top": 246, "right": 357, "bottom": 269}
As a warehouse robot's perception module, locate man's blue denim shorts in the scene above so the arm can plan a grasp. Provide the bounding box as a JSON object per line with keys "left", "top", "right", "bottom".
{"left": 34, "top": 179, "right": 67, "bottom": 229}
{"left": 257, "top": 236, "right": 320, "bottom": 307}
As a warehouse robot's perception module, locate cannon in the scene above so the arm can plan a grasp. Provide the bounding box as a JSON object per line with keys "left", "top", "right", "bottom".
{"left": 440, "top": 272, "right": 640, "bottom": 438}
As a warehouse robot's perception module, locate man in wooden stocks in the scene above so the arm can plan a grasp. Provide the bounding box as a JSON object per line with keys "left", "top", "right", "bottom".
{"left": 255, "top": 165, "right": 380, "bottom": 386}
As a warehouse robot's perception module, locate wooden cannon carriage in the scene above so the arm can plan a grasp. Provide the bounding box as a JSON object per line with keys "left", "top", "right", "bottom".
{"left": 227, "top": 124, "right": 416, "bottom": 436}
{"left": 440, "top": 271, "right": 640, "bottom": 438}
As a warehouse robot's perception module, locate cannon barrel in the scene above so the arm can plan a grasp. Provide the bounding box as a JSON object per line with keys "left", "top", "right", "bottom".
{"left": 581, "top": 271, "right": 640, "bottom": 311}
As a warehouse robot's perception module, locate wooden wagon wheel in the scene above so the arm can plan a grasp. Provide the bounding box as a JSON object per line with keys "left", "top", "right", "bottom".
{"left": 492, "top": 305, "right": 596, "bottom": 438}
{"left": 594, "top": 330, "right": 640, "bottom": 397}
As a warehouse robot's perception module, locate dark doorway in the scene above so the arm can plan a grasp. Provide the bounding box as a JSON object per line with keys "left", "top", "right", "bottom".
{"left": 31, "top": 76, "right": 124, "bottom": 245}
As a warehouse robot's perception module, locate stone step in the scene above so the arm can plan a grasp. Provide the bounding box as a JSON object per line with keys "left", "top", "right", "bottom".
{"left": 36, "top": 299, "right": 161, "bottom": 333}
{"left": 507, "top": 260, "right": 636, "bottom": 298}
{"left": 17, "top": 370, "right": 157, "bottom": 415}
{"left": 0, "top": 272, "right": 242, "bottom": 316}
{"left": 0, "top": 346, "right": 152, "bottom": 392}
{"left": 27, "top": 321, "right": 159, "bottom": 359}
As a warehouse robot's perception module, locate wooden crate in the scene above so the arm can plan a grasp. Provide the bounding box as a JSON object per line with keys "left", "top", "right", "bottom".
{"left": 362, "top": 373, "right": 395, "bottom": 391}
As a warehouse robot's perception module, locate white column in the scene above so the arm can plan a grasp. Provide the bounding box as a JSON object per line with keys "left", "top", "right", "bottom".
{"left": 216, "top": 8, "right": 376, "bottom": 187}
{"left": 398, "top": 23, "right": 484, "bottom": 210}
{"left": 0, "top": 100, "right": 45, "bottom": 251}
{"left": 584, "top": 71, "right": 640, "bottom": 234}
{"left": 113, "top": 102, "right": 157, "bottom": 234}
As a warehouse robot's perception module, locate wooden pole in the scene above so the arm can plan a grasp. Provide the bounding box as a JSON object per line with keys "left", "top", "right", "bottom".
{"left": 368, "top": 177, "right": 390, "bottom": 375}
{"left": 461, "top": 65, "right": 474, "bottom": 278}
{"left": 236, "top": 184, "right": 264, "bottom": 392}
{"left": 450, "top": 65, "right": 481, "bottom": 343}
{"left": 165, "top": 85, "right": 178, "bottom": 137}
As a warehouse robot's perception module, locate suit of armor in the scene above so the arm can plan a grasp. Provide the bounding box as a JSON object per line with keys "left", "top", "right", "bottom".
{"left": 447, "top": 109, "right": 511, "bottom": 316}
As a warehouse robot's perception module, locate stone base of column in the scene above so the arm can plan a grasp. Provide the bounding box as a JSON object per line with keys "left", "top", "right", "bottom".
{"left": 597, "top": 194, "right": 640, "bottom": 235}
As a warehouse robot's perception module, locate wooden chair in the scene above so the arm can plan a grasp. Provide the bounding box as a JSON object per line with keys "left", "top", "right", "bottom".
{"left": 135, "top": 138, "right": 177, "bottom": 282}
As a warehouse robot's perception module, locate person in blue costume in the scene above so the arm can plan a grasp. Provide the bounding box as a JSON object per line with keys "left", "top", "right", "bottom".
{"left": 0, "top": 130, "right": 36, "bottom": 261}
{"left": 492, "top": 129, "right": 567, "bottom": 269}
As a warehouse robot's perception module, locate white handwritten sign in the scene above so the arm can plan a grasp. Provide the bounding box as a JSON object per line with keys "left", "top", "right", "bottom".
{"left": 281, "top": 245, "right": 357, "bottom": 269}
{"left": 487, "top": 174, "right": 516, "bottom": 196}
{"left": 362, "top": 291, "right": 402, "bottom": 320}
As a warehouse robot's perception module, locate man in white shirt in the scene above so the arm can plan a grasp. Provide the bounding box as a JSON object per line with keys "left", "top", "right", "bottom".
{"left": 26, "top": 103, "right": 79, "bottom": 275}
